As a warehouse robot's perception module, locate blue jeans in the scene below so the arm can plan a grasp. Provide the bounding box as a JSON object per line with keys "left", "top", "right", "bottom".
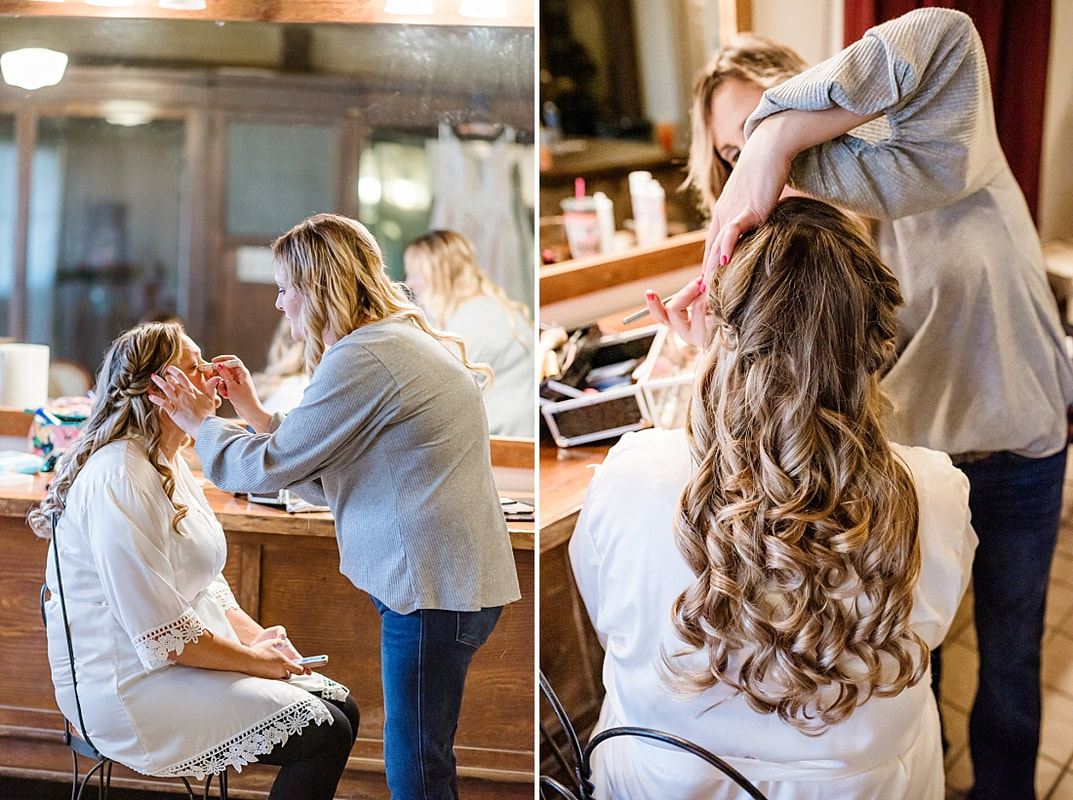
{"left": 947, "top": 449, "right": 1067, "bottom": 800}
{"left": 372, "top": 597, "right": 502, "bottom": 800}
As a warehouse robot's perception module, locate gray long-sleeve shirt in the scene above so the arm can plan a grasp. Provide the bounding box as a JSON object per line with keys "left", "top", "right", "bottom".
{"left": 195, "top": 316, "right": 521, "bottom": 614}
{"left": 748, "top": 7, "right": 1073, "bottom": 458}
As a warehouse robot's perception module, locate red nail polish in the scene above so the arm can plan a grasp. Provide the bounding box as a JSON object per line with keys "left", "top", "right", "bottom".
{"left": 645, "top": 290, "right": 656, "bottom": 299}
{"left": 720, "top": 254, "right": 729, "bottom": 266}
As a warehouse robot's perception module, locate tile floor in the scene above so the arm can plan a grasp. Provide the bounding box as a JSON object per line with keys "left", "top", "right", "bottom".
{"left": 941, "top": 454, "right": 1073, "bottom": 799}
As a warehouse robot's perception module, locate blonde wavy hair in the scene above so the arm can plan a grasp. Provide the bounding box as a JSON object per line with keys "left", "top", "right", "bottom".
{"left": 28, "top": 322, "right": 190, "bottom": 539}
{"left": 685, "top": 34, "right": 808, "bottom": 214}
{"left": 272, "top": 214, "right": 492, "bottom": 387}
{"left": 403, "top": 229, "right": 533, "bottom": 348}
{"left": 664, "top": 197, "right": 926, "bottom": 734}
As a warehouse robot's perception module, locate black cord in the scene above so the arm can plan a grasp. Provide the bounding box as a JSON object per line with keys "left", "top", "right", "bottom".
{"left": 50, "top": 511, "right": 100, "bottom": 755}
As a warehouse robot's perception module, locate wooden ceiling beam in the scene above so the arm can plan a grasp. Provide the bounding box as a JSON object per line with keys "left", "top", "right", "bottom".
{"left": 718, "top": 0, "right": 753, "bottom": 44}
{"left": 0, "top": 0, "right": 534, "bottom": 28}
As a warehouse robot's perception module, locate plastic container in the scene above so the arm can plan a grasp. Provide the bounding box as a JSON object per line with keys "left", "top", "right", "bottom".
{"left": 593, "top": 191, "right": 615, "bottom": 254}
{"left": 629, "top": 171, "right": 667, "bottom": 247}
{"left": 560, "top": 196, "right": 601, "bottom": 258}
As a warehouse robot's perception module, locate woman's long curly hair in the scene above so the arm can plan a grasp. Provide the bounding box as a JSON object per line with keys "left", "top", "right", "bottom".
{"left": 273, "top": 214, "right": 493, "bottom": 386}
{"left": 28, "top": 322, "right": 190, "bottom": 539}
{"left": 403, "top": 229, "right": 534, "bottom": 349}
{"left": 684, "top": 33, "right": 807, "bottom": 215}
{"left": 664, "top": 197, "right": 926, "bottom": 734}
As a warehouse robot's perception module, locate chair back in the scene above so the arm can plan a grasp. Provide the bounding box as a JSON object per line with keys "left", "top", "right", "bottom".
{"left": 538, "top": 670, "right": 769, "bottom": 800}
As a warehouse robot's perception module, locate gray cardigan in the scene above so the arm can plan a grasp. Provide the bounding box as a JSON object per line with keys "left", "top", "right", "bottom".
{"left": 195, "top": 317, "right": 521, "bottom": 614}
{"left": 749, "top": 7, "right": 1073, "bottom": 458}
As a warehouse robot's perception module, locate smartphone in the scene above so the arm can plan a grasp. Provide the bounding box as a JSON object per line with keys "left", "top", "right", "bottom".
{"left": 294, "top": 654, "right": 329, "bottom": 667}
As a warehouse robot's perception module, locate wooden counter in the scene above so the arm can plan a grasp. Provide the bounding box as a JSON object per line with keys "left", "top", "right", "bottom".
{"left": 537, "top": 234, "right": 706, "bottom": 765}
{"left": 537, "top": 441, "right": 610, "bottom": 756}
{"left": 0, "top": 468, "right": 534, "bottom": 799}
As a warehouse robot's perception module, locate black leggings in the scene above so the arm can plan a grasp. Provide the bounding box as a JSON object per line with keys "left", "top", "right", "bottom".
{"left": 257, "top": 694, "right": 360, "bottom": 800}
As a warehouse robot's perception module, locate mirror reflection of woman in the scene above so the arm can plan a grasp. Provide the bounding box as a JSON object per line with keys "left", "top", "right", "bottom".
{"left": 150, "top": 213, "right": 521, "bottom": 800}
{"left": 404, "top": 229, "right": 536, "bottom": 438}
{"left": 30, "top": 322, "right": 359, "bottom": 800}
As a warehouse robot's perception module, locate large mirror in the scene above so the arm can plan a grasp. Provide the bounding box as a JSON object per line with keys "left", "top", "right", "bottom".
{"left": 0, "top": 4, "right": 536, "bottom": 439}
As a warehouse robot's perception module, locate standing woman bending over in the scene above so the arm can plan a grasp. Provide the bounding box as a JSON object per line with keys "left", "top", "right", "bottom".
{"left": 650, "top": 11, "right": 1073, "bottom": 797}
{"left": 30, "top": 322, "right": 358, "bottom": 800}
{"left": 151, "top": 213, "right": 521, "bottom": 800}
{"left": 404, "top": 229, "right": 536, "bottom": 437}
{"left": 573, "top": 198, "right": 977, "bottom": 799}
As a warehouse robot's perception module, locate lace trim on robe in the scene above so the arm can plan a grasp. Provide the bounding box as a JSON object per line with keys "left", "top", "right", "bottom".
{"left": 132, "top": 608, "right": 204, "bottom": 670}
{"left": 154, "top": 697, "right": 333, "bottom": 779}
{"left": 316, "top": 674, "right": 349, "bottom": 702}
{"left": 210, "top": 585, "right": 239, "bottom": 612}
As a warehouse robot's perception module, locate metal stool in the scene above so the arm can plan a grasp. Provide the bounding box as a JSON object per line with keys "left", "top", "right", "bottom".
{"left": 538, "top": 670, "right": 768, "bottom": 800}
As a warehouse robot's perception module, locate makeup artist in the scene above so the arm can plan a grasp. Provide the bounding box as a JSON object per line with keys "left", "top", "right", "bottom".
{"left": 150, "top": 212, "right": 521, "bottom": 800}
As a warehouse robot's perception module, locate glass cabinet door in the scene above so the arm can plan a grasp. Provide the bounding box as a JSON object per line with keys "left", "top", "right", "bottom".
{"left": 225, "top": 120, "right": 337, "bottom": 238}
{"left": 27, "top": 116, "right": 185, "bottom": 375}
{"left": 358, "top": 133, "right": 433, "bottom": 281}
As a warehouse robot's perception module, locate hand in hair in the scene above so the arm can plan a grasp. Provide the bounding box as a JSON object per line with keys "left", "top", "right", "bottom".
{"left": 701, "top": 118, "right": 794, "bottom": 284}
{"left": 700, "top": 106, "right": 882, "bottom": 284}
{"left": 149, "top": 365, "right": 221, "bottom": 438}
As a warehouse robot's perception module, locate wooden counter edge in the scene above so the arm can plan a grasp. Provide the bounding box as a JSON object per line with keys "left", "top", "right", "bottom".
{"left": 0, "top": 475, "right": 535, "bottom": 551}
{"left": 0, "top": 408, "right": 34, "bottom": 437}
{"left": 539, "top": 229, "right": 706, "bottom": 306}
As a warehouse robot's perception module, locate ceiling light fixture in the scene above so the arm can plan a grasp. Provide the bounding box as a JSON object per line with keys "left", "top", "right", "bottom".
{"left": 102, "top": 100, "right": 156, "bottom": 127}
{"left": 383, "top": 0, "right": 434, "bottom": 15}
{"left": 458, "top": 0, "right": 507, "bottom": 17}
{"left": 0, "top": 48, "right": 69, "bottom": 90}
{"left": 159, "top": 0, "right": 207, "bottom": 8}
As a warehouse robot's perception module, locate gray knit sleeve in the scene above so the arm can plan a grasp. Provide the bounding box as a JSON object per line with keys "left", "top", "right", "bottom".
{"left": 194, "top": 342, "right": 399, "bottom": 495}
{"left": 746, "top": 7, "right": 1000, "bottom": 220}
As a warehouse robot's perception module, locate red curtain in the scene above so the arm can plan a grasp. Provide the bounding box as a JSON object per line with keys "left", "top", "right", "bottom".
{"left": 843, "top": 0, "right": 1052, "bottom": 220}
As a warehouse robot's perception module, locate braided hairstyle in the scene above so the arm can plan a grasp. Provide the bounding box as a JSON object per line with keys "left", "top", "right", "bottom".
{"left": 663, "top": 197, "right": 927, "bottom": 734}
{"left": 28, "top": 322, "right": 190, "bottom": 538}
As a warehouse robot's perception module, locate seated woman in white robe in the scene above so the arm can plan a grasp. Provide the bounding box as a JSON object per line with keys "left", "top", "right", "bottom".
{"left": 569, "top": 197, "right": 977, "bottom": 800}
{"left": 29, "top": 322, "right": 359, "bottom": 800}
